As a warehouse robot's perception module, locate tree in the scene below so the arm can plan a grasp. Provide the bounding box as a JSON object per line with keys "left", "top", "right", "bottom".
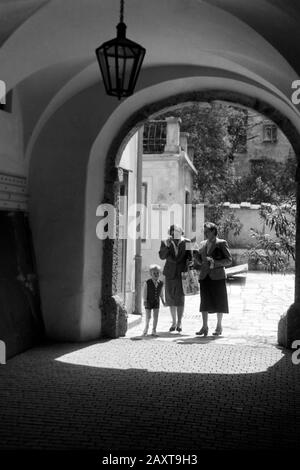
{"left": 247, "top": 199, "right": 296, "bottom": 272}
{"left": 156, "top": 103, "right": 295, "bottom": 269}
{"left": 158, "top": 102, "right": 247, "bottom": 201}
{"left": 158, "top": 102, "right": 245, "bottom": 235}
{"left": 205, "top": 204, "right": 243, "bottom": 241}
{"left": 224, "top": 157, "right": 297, "bottom": 204}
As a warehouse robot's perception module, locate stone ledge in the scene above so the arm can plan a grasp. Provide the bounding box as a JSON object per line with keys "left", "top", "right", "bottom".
{"left": 223, "top": 202, "right": 263, "bottom": 210}
{"left": 222, "top": 202, "right": 296, "bottom": 211}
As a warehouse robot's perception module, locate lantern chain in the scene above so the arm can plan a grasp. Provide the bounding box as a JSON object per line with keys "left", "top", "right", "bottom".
{"left": 120, "top": 0, "right": 124, "bottom": 23}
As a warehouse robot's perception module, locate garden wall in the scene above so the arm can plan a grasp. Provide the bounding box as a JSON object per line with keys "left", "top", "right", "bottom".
{"left": 221, "top": 202, "right": 295, "bottom": 270}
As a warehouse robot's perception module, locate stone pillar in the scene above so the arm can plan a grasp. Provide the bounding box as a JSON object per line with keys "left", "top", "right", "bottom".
{"left": 164, "top": 116, "right": 181, "bottom": 153}
{"left": 278, "top": 167, "right": 300, "bottom": 348}
{"left": 101, "top": 169, "right": 128, "bottom": 339}
{"left": 180, "top": 132, "right": 189, "bottom": 153}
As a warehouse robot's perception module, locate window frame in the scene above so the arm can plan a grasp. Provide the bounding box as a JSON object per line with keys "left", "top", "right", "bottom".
{"left": 262, "top": 123, "right": 277, "bottom": 143}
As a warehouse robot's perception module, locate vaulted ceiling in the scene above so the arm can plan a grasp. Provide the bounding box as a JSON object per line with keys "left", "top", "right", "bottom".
{"left": 204, "top": 0, "right": 300, "bottom": 75}
{"left": 0, "top": 0, "right": 50, "bottom": 45}
{"left": 1, "top": 0, "right": 299, "bottom": 153}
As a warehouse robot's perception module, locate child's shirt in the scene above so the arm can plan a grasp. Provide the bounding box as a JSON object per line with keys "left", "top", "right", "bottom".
{"left": 144, "top": 279, "right": 164, "bottom": 309}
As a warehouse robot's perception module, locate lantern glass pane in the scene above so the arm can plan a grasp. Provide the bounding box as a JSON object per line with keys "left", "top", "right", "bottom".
{"left": 122, "top": 56, "right": 135, "bottom": 90}
{"left": 97, "top": 50, "right": 108, "bottom": 82}
{"left": 107, "top": 54, "right": 117, "bottom": 90}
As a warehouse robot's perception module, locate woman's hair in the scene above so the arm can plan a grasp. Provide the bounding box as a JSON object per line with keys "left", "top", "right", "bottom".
{"left": 168, "top": 224, "right": 183, "bottom": 237}
{"left": 204, "top": 221, "right": 218, "bottom": 236}
{"left": 149, "top": 264, "right": 161, "bottom": 272}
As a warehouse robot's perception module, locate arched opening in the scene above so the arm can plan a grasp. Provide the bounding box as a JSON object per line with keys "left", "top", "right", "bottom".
{"left": 93, "top": 89, "right": 300, "bottom": 347}
{"left": 26, "top": 74, "right": 300, "bottom": 348}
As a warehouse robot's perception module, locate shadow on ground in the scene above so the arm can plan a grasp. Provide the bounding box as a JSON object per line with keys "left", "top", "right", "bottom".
{"left": 0, "top": 340, "right": 299, "bottom": 451}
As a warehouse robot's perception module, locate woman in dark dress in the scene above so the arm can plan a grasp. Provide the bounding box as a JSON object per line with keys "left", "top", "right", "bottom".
{"left": 193, "top": 222, "right": 232, "bottom": 336}
{"left": 159, "top": 225, "right": 191, "bottom": 332}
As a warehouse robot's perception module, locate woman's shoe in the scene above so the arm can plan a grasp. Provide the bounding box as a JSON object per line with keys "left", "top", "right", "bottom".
{"left": 196, "top": 326, "right": 208, "bottom": 336}
{"left": 212, "top": 327, "right": 223, "bottom": 336}
{"left": 176, "top": 326, "right": 182, "bottom": 332}
{"left": 169, "top": 325, "right": 176, "bottom": 332}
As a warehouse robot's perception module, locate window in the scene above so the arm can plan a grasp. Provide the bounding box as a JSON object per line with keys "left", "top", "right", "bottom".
{"left": 143, "top": 120, "right": 167, "bottom": 153}
{"left": 263, "top": 123, "right": 277, "bottom": 143}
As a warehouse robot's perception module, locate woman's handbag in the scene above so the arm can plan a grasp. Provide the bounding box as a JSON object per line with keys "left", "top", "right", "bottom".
{"left": 181, "top": 267, "right": 200, "bottom": 296}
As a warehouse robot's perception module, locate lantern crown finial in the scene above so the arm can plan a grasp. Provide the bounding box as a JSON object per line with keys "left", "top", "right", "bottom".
{"left": 116, "top": 21, "right": 126, "bottom": 39}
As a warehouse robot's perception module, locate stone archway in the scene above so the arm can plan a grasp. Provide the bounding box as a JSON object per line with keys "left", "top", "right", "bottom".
{"left": 100, "top": 89, "right": 300, "bottom": 348}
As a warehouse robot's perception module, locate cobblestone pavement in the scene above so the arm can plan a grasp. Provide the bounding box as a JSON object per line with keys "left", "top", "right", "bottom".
{"left": 128, "top": 272, "right": 295, "bottom": 346}
{"left": 0, "top": 273, "right": 300, "bottom": 452}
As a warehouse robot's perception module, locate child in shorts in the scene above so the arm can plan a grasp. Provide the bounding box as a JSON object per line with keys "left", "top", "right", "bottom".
{"left": 142, "top": 264, "right": 165, "bottom": 336}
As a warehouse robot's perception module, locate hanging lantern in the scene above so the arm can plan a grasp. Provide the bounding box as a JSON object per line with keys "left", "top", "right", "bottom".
{"left": 95, "top": 0, "right": 146, "bottom": 100}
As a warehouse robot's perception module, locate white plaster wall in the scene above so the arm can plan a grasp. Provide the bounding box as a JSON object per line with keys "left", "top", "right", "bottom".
{"left": 142, "top": 239, "right": 163, "bottom": 283}
{"left": 143, "top": 157, "right": 180, "bottom": 205}
{"left": 225, "top": 207, "right": 264, "bottom": 247}
{"left": 223, "top": 205, "right": 292, "bottom": 248}
{"left": 142, "top": 156, "right": 180, "bottom": 279}
{"left": 29, "top": 83, "right": 107, "bottom": 341}
{"left": 141, "top": 154, "right": 197, "bottom": 279}
{"left": 119, "top": 132, "right": 138, "bottom": 313}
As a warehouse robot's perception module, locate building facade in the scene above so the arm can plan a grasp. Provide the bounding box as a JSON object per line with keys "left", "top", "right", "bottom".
{"left": 114, "top": 118, "right": 201, "bottom": 316}
{"left": 234, "top": 111, "right": 295, "bottom": 176}
{"left": 141, "top": 117, "right": 201, "bottom": 281}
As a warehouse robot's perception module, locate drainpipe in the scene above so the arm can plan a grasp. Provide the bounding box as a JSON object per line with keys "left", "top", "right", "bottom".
{"left": 133, "top": 126, "right": 143, "bottom": 315}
